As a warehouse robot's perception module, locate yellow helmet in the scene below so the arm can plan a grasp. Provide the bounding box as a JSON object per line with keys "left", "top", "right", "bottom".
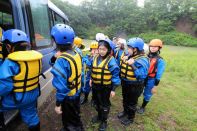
{"left": 90, "top": 41, "right": 98, "bottom": 49}
{"left": 74, "top": 37, "right": 83, "bottom": 46}
{"left": 149, "top": 39, "right": 163, "bottom": 48}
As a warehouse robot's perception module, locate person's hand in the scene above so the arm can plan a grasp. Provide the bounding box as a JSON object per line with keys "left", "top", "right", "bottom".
{"left": 89, "top": 79, "right": 92, "bottom": 87}
{"left": 127, "top": 58, "right": 135, "bottom": 65}
{"left": 110, "top": 91, "right": 115, "bottom": 98}
{"left": 151, "top": 86, "right": 157, "bottom": 94}
{"left": 55, "top": 51, "right": 62, "bottom": 58}
{"left": 122, "top": 56, "right": 128, "bottom": 62}
{"left": 55, "top": 106, "right": 62, "bottom": 114}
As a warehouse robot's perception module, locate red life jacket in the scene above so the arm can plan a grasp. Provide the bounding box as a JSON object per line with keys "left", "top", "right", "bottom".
{"left": 148, "top": 57, "right": 159, "bottom": 78}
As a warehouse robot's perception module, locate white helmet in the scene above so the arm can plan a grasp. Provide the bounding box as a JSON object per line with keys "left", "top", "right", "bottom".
{"left": 143, "top": 43, "right": 149, "bottom": 54}
{"left": 118, "top": 38, "right": 126, "bottom": 45}
{"left": 95, "top": 33, "right": 105, "bottom": 41}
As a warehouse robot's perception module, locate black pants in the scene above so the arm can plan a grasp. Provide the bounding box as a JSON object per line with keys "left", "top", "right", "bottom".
{"left": 92, "top": 84, "right": 111, "bottom": 122}
{"left": 121, "top": 80, "right": 144, "bottom": 119}
{"left": 0, "top": 112, "right": 6, "bottom": 131}
{"left": 61, "top": 97, "right": 84, "bottom": 131}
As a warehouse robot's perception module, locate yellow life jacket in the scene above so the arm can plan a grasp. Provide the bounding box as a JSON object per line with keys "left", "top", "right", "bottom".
{"left": 58, "top": 51, "right": 82, "bottom": 96}
{"left": 7, "top": 50, "right": 43, "bottom": 92}
{"left": 120, "top": 54, "right": 146, "bottom": 81}
{"left": 0, "top": 43, "right": 3, "bottom": 59}
{"left": 91, "top": 55, "right": 113, "bottom": 85}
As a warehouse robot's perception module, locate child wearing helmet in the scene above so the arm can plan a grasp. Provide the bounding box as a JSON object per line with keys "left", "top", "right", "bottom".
{"left": 80, "top": 41, "right": 99, "bottom": 105}
{"left": 90, "top": 41, "right": 99, "bottom": 56}
{"left": 50, "top": 24, "right": 84, "bottom": 131}
{"left": 138, "top": 39, "right": 166, "bottom": 114}
{"left": 0, "top": 29, "right": 43, "bottom": 131}
{"left": 89, "top": 39, "right": 121, "bottom": 131}
{"left": 73, "top": 37, "right": 85, "bottom": 57}
{"left": 114, "top": 38, "right": 126, "bottom": 66}
{"left": 118, "top": 37, "right": 149, "bottom": 126}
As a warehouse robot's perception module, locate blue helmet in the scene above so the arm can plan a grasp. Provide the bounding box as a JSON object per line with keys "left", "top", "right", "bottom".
{"left": 2, "top": 29, "right": 30, "bottom": 44}
{"left": 51, "top": 24, "right": 75, "bottom": 45}
{"left": 127, "top": 37, "right": 144, "bottom": 51}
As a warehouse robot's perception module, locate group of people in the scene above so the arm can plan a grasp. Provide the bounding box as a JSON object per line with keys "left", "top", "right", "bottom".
{"left": 0, "top": 24, "right": 165, "bottom": 131}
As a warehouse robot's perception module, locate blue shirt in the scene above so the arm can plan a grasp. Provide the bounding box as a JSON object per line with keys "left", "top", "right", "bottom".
{"left": 155, "top": 58, "right": 166, "bottom": 80}
{"left": 0, "top": 59, "right": 19, "bottom": 96}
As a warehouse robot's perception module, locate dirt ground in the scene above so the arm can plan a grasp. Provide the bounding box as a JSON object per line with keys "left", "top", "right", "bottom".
{"left": 7, "top": 91, "right": 132, "bottom": 131}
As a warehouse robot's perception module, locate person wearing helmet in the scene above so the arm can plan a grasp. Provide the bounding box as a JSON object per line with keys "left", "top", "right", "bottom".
{"left": 114, "top": 38, "right": 126, "bottom": 66}
{"left": 118, "top": 37, "right": 149, "bottom": 126}
{"left": 90, "top": 41, "right": 99, "bottom": 56}
{"left": 50, "top": 24, "right": 84, "bottom": 131}
{"left": 80, "top": 41, "right": 99, "bottom": 105}
{"left": 138, "top": 39, "right": 166, "bottom": 114}
{"left": 73, "top": 37, "right": 85, "bottom": 57}
{"left": 89, "top": 39, "right": 120, "bottom": 131}
{"left": 0, "top": 29, "right": 43, "bottom": 131}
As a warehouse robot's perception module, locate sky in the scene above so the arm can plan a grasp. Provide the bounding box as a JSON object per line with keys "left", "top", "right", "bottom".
{"left": 61, "top": 0, "right": 145, "bottom": 7}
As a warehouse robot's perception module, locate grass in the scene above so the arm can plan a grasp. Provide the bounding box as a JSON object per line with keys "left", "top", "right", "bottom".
{"left": 81, "top": 40, "right": 197, "bottom": 131}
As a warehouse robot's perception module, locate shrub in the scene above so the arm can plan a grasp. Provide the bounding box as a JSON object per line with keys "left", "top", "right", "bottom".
{"left": 138, "top": 31, "right": 197, "bottom": 47}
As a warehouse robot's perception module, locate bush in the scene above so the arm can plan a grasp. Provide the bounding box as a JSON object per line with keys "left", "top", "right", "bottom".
{"left": 138, "top": 31, "right": 197, "bottom": 47}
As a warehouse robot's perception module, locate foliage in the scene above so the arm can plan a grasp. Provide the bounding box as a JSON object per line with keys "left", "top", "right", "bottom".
{"left": 139, "top": 31, "right": 197, "bottom": 47}
{"left": 51, "top": 0, "right": 197, "bottom": 46}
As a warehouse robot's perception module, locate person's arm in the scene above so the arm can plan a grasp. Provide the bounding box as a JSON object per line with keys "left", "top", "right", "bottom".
{"left": 108, "top": 58, "right": 121, "bottom": 91}
{"left": 155, "top": 58, "right": 166, "bottom": 86}
{"left": 89, "top": 56, "right": 94, "bottom": 87}
{"left": 50, "top": 58, "right": 71, "bottom": 106}
{"left": 131, "top": 58, "right": 149, "bottom": 81}
{"left": 0, "top": 59, "right": 19, "bottom": 96}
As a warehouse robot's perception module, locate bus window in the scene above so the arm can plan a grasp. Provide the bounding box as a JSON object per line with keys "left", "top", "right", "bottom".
{"left": 0, "top": 0, "right": 14, "bottom": 31}
{"left": 29, "top": 0, "right": 51, "bottom": 47}
{"left": 49, "top": 9, "right": 54, "bottom": 27}
{"left": 54, "top": 13, "right": 64, "bottom": 24}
